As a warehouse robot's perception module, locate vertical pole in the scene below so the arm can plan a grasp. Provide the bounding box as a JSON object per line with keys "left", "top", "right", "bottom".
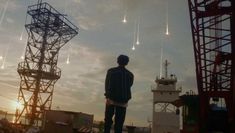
{"left": 164, "top": 60, "right": 169, "bottom": 78}
{"left": 231, "top": 0, "right": 235, "bottom": 132}
{"left": 152, "top": 101, "right": 154, "bottom": 133}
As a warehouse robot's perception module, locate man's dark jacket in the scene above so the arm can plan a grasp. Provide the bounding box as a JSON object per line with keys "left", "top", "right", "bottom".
{"left": 105, "top": 66, "right": 134, "bottom": 103}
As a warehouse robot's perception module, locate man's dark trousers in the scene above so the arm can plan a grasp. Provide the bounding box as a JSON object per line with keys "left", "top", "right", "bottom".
{"left": 104, "top": 104, "right": 126, "bottom": 133}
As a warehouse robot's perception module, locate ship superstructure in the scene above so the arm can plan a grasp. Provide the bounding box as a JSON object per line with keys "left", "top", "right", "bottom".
{"left": 152, "top": 60, "right": 181, "bottom": 133}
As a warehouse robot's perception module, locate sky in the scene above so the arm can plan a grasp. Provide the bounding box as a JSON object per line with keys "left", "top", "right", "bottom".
{"left": 0, "top": 0, "right": 197, "bottom": 126}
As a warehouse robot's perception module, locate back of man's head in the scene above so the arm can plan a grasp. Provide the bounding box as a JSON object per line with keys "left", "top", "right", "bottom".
{"left": 117, "top": 55, "right": 129, "bottom": 66}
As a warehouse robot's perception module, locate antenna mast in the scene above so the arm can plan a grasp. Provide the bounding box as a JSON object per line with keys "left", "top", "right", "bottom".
{"left": 164, "top": 60, "right": 170, "bottom": 78}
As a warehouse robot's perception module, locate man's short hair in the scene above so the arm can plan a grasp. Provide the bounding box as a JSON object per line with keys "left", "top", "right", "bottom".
{"left": 117, "top": 55, "right": 129, "bottom": 66}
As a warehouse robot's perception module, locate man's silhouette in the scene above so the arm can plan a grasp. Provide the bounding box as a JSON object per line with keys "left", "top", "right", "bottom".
{"left": 104, "top": 55, "right": 134, "bottom": 133}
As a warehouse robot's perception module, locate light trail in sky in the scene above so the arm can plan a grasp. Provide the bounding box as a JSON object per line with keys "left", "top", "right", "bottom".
{"left": 66, "top": 42, "right": 71, "bottom": 64}
{"left": 19, "top": 11, "right": 29, "bottom": 59}
{"left": 0, "top": 0, "right": 10, "bottom": 27}
{"left": 20, "top": 40, "right": 27, "bottom": 60}
{"left": 122, "top": 14, "right": 127, "bottom": 23}
{"left": 0, "top": 49, "right": 2, "bottom": 62}
{"left": 66, "top": 54, "right": 70, "bottom": 64}
{"left": 20, "top": 42, "right": 27, "bottom": 60}
{"left": 132, "top": 45, "right": 135, "bottom": 51}
{"left": 19, "top": 0, "right": 29, "bottom": 41}
{"left": 0, "top": 55, "right": 3, "bottom": 60}
{"left": 1, "top": 59, "right": 5, "bottom": 69}
{"left": 20, "top": 54, "right": 24, "bottom": 60}
{"left": 136, "top": 17, "right": 140, "bottom": 45}
{"left": 19, "top": 29, "right": 24, "bottom": 41}
{"left": 132, "top": 21, "right": 137, "bottom": 51}
{"left": 165, "top": 0, "right": 169, "bottom": 35}
{"left": 1, "top": 41, "right": 10, "bottom": 69}
{"left": 122, "top": 0, "right": 127, "bottom": 24}
{"left": 0, "top": 6, "right": 2, "bottom": 18}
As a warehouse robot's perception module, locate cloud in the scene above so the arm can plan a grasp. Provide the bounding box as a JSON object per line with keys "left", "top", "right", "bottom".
{"left": 5, "top": 17, "right": 14, "bottom": 23}
{"left": 75, "top": 15, "right": 101, "bottom": 31}
{"left": 68, "top": 0, "right": 123, "bottom": 31}
{"left": 56, "top": 44, "right": 108, "bottom": 106}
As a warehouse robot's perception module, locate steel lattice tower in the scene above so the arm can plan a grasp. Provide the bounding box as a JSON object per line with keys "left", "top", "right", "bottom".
{"left": 15, "top": 1, "right": 78, "bottom": 126}
{"left": 188, "top": 0, "right": 234, "bottom": 132}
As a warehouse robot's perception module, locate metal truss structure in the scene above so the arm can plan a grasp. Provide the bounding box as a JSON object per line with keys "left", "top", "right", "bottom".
{"left": 15, "top": 1, "right": 78, "bottom": 126}
{"left": 188, "top": 0, "right": 234, "bottom": 132}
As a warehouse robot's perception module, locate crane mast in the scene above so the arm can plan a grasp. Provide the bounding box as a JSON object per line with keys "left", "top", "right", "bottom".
{"left": 188, "top": 0, "right": 234, "bottom": 132}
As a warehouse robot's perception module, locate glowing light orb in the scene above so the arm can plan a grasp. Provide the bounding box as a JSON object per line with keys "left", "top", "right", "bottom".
{"left": 132, "top": 45, "right": 135, "bottom": 50}
{"left": 136, "top": 40, "right": 140, "bottom": 45}
{"left": 0, "top": 56, "right": 3, "bottom": 60}
{"left": 66, "top": 60, "right": 70, "bottom": 64}
{"left": 20, "top": 56, "right": 24, "bottom": 60}
{"left": 13, "top": 101, "right": 23, "bottom": 110}
{"left": 122, "top": 15, "right": 127, "bottom": 23}
{"left": 165, "top": 31, "right": 169, "bottom": 35}
{"left": 66, "top": 56, "right": 70, "bottom": 64}
{"left": 20, "top": 36, "right": 23, "bottom": 41}
{"left": 165, "top": 23, "right": 169, "bottom": 35}
{"left": 1, "top": 65, "right": 4, "bottom": 69}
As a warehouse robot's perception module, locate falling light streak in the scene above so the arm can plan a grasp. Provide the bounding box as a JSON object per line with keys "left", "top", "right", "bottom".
{"left": 66, "top": 42, "right": 72, "bottom": 64}
{"left": 20, "top": 45, "right": 26, "bottom": 60}
{"left": 165, "top": 0, "right": 169, "bottom": 35}
{"left": 66, "top": 54, "right": 70, "bottom": 64}
{"left": 1, "top": 59, "right": 5, "bottom": 69}
{"left": 19, "top": 29, "right": 24, "bottom": 41}
{"left": 1, "top": 41, "right": 11, "bottom": 69}
{"left": 19, "top": 9, "right": 28, "bottom": 41}
{"left": 122, "top": 0, "right": 127, "bottom": 24}
{"left": 166, "top": 25, "right": 169, "bottom": 35}
{"left": 122, "top": 14, "right": 127, "bottom": 23}
{"left": 0, "top": 0, "right": 10, "bottom": 27}
{"left": 0, "top": 7, "right": 2, "bottom": 19}
{"left": 131, "top": 21, "right": 137, "bottom": 51}
{"left": 20, "top": 42, "right": 27, "bottom": 60}
{"left": 1, "top": 54, "right": 6, "bottom": 69}
{"left": 20, "top": 55, "right": 24, "bottom": 60}
{"left": 136, "top": 17, "right": 140, "bottom": 45}
{"left": 1, "top": 57, "right": 5, "bottom": 69}
{"left": 1, "top": 63, "right": 4, "bottom": 69}
{"left": 20, "top": 14, "right": 29, "bottom": 59}
{"left": 132, "top": 45, "right": 135, "bottom": 51}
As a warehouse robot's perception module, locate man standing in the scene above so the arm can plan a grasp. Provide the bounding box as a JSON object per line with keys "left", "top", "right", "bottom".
{"left": 104, "top": 55, "right": 134, "bottom": 133}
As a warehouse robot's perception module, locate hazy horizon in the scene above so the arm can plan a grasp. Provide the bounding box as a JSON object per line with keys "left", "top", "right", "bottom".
{"left": 0, "top": 0, "right": 197, "bottom": 126}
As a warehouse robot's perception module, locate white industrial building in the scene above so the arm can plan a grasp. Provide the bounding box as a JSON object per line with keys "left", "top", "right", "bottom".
{"left": 152, "top": 60, "right": 181, "bottom": 133}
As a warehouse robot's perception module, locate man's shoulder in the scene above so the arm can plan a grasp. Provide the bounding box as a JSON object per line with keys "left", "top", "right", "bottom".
{"left": 125, "top": 69, "right": 134, "bottom": 77}
{"left": 108, "top": 67, "right": 133, "bottom": 76}
{"left": 107, "top": 67, "right": 119, "bottom": 73}
{"left": 108, "top": 67, "right": 118, "bottom": 71}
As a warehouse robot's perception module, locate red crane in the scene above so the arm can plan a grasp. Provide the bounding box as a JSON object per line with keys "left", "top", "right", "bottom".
{"left": 188, "top": 0, "right": 234, "bottom": 132}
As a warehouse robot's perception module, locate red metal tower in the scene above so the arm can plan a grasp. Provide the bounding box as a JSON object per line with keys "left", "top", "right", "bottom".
{"left": 188, "top": 0, "right": 234, "bottom": 132}
{"left": 15, "top": 1, "right": 78, "bottom": 126}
